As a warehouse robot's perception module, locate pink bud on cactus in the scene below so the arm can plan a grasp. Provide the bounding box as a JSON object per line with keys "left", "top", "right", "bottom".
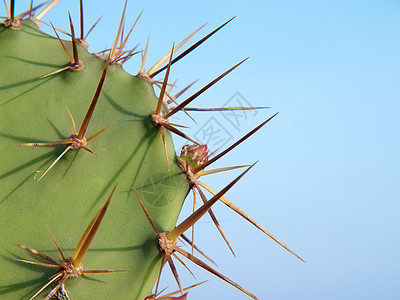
{"left": 180, "top": 144, "right": 210, "bottom": 169}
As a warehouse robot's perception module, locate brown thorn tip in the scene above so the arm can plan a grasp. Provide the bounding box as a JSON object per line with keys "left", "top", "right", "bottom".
{"left": 84, "top": 16, "right": 102, "bottom": 40}
{"left": 72, "top": 184, "right": 116, "bottom": 268}
{"left": 110, "top": 0, "right": 128, "bottom": 61}
{"left": 50, "top": 21, "right": 73, "bottom": 63}
{"left": 46, "top": 225, "right": 66, "bottom": 262}
{"left": 68, "top": 12, "right": 80, "bottom": 66}
{"left": 79, "top": 0, "right": 84, "bottom": 40}
{"left": 140, "top": 35, "right": 150, "bottom": 73}
{"left": 10, "top": 0, "right": 14, "bottom": 21}
{"left": 156, "top": 43, "right": 175, "bottom": 115}
{"left": 150, "top": 17, "right": 236, "bottom": 78}
{"left": 165, "top": 58, "right": 248, "bottom": 119}
{"left": 148, "top": 22, "right": 206, "bottom": 76}
{"left": 160, "top": 127, "right": 171, "bottom": 176}
{"left": 77, "top": 61, "right": 109, "bottom": 139}
{"left": 29, "top": 0, "right": 33, "bottom": 17}
{"left": 134, "top": 188, "right": 161, "bottom": 236}
{"left": 117, "top": 10, "right": 143, "bottom": 60}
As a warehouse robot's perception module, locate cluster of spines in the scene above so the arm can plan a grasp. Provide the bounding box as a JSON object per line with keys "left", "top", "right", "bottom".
{"left": 2, "top": 1, "right": 303, "bottom": 299}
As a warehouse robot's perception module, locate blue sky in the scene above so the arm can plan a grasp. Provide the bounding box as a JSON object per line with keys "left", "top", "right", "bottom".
{"left": 6, "top": 0, "right": 400, "bottom": 299}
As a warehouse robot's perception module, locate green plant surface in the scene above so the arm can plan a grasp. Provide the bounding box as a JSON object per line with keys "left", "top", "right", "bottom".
{"left": 0, "top": 19, "right": 190, "bottom": 299}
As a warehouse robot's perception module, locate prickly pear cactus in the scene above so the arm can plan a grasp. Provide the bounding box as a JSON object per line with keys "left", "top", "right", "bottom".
{"left": 0, "top": 10, "right": 189, "bottom": 300}
{"left": 1, "top": 2, "right": 302, "bottom": 299}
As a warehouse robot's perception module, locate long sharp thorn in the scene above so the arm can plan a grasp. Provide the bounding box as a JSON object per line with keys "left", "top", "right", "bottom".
{"left": 29, "top": 0, "right": 33, "bottom": 17}
{"left": 77, "top": 62, "right": 108, "bottom": 140}
{"left": 36, "top": 19, "right": 71, "bottom": 36}
{"left": 35, "top": 0, "right": 60, "bottom": 20}
{"left": 167, "top": 255, "right": 184, "bottom": 295}
{"left": 16, "top": 139, "right": 72, "bottom": 147}
{"left": 84, "top": 16, "right": 102, "bottom": 40}
{"left": 154, "top": 255, "right": 166, "bottom": 296}
{"left": 171, "top": 252, "right": 196, "bottom": 279}
{"left": 73, "top": 184, "right": 116, "bottom": 268}
{"left": 160, "top": 127, "right": 170, "bottom": 176}
{"left": 82, "top": 269, "right": 127, "bottom": 274}
{"left": 140, "top": 36, "right": 150, "bottom": 73}
{"left": 167, "top": 163, "right": 256, "bottom": 241}
{"left": 80, "top": 146, "right": 96, "bottom": 155}
{"left": 71, "top": 209, "right": 102, "bottom": 262}
{"left": 10, "top": 0, "right": 14, "bottom": 22}
{"left": 65, "top": 107, "right": 76, "bottom": 134}
{"left": 14, "top": 243, "right": 64, "bottom": 267}
{"left": 134, "top": 189, "right": 161, "bottom": 236}
{"left": 117, "top": 10, "right": 143, "bottom": 59}
{"left": 172, "top": 80, "right": 199, "bottom": 103}
{"left": 120, "top": 24, "right": 125, "bottom": 50}
{"left": 120, "top": 24, "right": 125, "bottom": 51}
{"left": 155, "top": 79, "right": 175, "bottom": 105}
{"left": 148, "top": 23, "right": 206, "bottom": 76}
{"left": 39, "top": 66, "right": 71, "bottom": 79}
{"left": 179, "top": 106, "right": 268, "bottom": 112}
{"left": 163, "top": 79, "right": 177, "bottom": 104}
{"left": 173, "top": 247, "right": 259, "bottom": 300}
{"left": 46, "top": 225, "right": 66, "bottom": 262}
{"left": 162, "top": 123, "right": 198, "bottom": 145}
{"left": 150, "top": 17, "right": 235, "bottom": 78}
{"left": 110, "top": 0, "right": 127, "bottom": 61}
{"left": 156, "top": 43, "right": 174, "bottom": 115}
{"left": 79, "top": 0, "right": 84, "bottom": 40}
{"left": 193, "top": 113, "right": 278, "bottom": 174}
{"left": 68, "top": 12, "right": 79, "bottom": 66}
{"left": 191, "top": 189, "right": 196, "bottom": 255}
{"left": 86, "top": 122, "right": 114, "bottom": 142}
{"left": 50, "top": 21, "right": 73, "bottom": 62}
{"left": 37, "top": 145, "right": 72, "bottom": 181}
{"left": 197, "top": 181, "right": 305, "bottom": 262}
{"left": 165, "top": 58, "right": 248, "bottom": 118}
{"left": 14, "top": 259, "right": 60, "bottom": 269}
{"left": 198, "top": 165, "right": 249, "bottom": 177}
{"left": 195, "top": 184, "right": 235, "bottom": 256}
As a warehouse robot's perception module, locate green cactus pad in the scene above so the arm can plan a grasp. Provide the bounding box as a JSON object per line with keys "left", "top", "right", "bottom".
{"left": 0, "top": 19, "right": 190, "bottom": 299}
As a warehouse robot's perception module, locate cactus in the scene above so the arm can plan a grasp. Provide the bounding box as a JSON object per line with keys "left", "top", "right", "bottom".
{"left": 0, "top": 1, "right": 302, "bottom": 299}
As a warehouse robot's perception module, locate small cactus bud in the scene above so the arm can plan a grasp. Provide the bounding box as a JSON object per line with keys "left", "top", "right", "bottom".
{"left": 180, "top": 144, "right": 210, "bottom": 169}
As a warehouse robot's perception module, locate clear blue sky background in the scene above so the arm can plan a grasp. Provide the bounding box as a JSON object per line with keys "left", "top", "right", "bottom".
{"left": 7, "top": 0, "right": 400, "bottom": 299}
